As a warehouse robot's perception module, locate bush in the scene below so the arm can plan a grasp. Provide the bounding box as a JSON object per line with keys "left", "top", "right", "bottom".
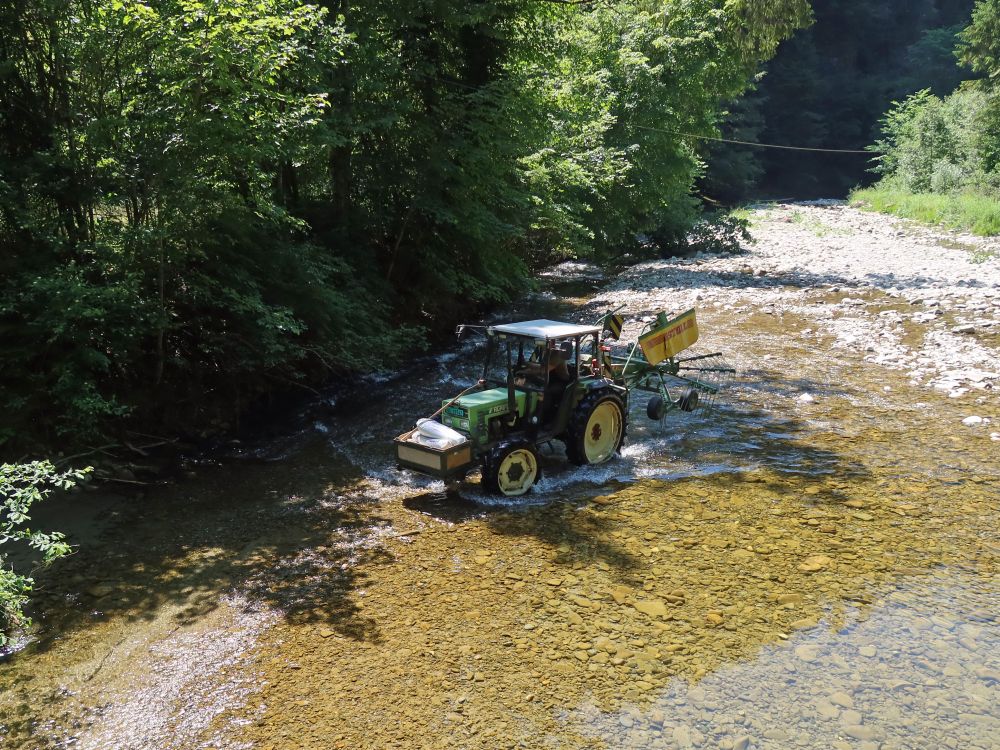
{"left": 648, "top": 209, "right": 753, "bottom": 257}
{"left": 1, "top": 461, "right": 90, "bottom": 646}
{"left": 869, "top": 87, "right": 994, "bottom": 195}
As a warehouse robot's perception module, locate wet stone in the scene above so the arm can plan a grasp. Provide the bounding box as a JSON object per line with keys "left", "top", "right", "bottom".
{"left": 829, "top": 692, "right": 855, "bottom": 709}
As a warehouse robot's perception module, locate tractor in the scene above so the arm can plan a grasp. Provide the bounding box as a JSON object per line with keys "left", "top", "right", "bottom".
{"left": 394, "top": 308, "right": 733, "bottom": 497}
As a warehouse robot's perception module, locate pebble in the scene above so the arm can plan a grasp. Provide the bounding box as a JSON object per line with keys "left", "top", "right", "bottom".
{"left": 817, "top": 703, "right": 840, "bottom": 719}
{"left": 962, "top": 416, "right": 984, "bottom": 426}
{"left": 843, "top": 725, "right": 878, "bottom": 741}
{"left": 798, "top": 393, "right": 816, "bottom": 403}
{"left": 799, "top": 554, "right": 832, "bottom": 572}
{"left": 794, "top": 645, "right": 820, "bottom": 662}
{"left": 829, "top": 691, "right": 855, "bottom": 709}
{"left": 86, "top": 583, "right": 116, "bottom": 598}
{"left": 632, "top": 599, "right": 668, "bottom": 618}
{"left": 777, "top": 593, "right": 803, "bottom": 605}
{"left": 672, "top": 725, "right": 693, "bottom": 748}
{"left": 840, "top": 710, "right": 862, "bottom": 725}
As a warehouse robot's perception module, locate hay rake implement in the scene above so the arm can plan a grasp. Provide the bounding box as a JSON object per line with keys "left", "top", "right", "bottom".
{"left": 598, "top": 307, "right": 736, "bottom": 423}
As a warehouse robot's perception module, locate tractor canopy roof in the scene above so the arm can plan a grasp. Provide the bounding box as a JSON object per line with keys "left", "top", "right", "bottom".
{"left": 488, "top": 319, "right": 601, "bottom": 340}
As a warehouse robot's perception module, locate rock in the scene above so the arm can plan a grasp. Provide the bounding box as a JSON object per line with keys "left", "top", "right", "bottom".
{"left": 840, "top": 710, "right": 862, "bottom": 725}
{"left": 672, "top": 725, "right": 693, "bottom": 748}
{"left": 799, "top": 554, "right": 832, "bottom": 572}
{"left": 859, "top": 645, "right": 877, "bottom": 657}
{"left": 974, "top": 667, "right": 1000, "bottom": 682}
{"left": 843, "top": 725, "right": 878, "bottom": 741}
{"left": 798, "top": 393, "right": 816, "bottom": 403}
{"left": 795, "top": 644, "right": 820, "bottom": 662}
{"left": 829, "top": 691, "right": 854, "bottom": 709}
{"left": 632, "top": 599, "right": 668, "bottom": 618}
{"left": 777, "top": 593, "right": 803, "bottom": 605}
{"left": 763, "top": 729, "right": 789, "bottom": 741}
{"left": 991, "top": 432, "right": 1000, "bottom": 442}
{"left": 962, "top": 416, "right": 984, "bottom": 426}
{"left": 610, "top": 585, "right": 630, "bottom": 604}
{"left": 731, "top": 736, "right": 752, "bottom": 750}
{"left": 318, "top": 628, "right": 336, "bottom": 638}
{"left": 87, "top": 583, "right": 115, "bottom": 598}
{"left": 790, "top": 617, "right": 818, "bottom": 630}
{"left": 816, "top": 702, "right": 839, "bottom": 720}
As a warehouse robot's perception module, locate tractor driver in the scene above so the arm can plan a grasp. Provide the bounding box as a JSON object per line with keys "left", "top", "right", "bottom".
{"left": 541, "top": 342, "right": 573, "bottom": 422}
{"left": 547, "top": 342, "right": 572, "bottom": 383}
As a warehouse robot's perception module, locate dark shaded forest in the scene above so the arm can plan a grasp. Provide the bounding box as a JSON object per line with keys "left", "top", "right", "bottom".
{"left": 704, "top": 0, "right": 978, "bottom": 200}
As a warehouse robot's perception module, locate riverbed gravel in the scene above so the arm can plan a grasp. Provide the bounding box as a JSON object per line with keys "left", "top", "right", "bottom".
{"left": 593, "top": 201, "right": 1000, "bottom": 417}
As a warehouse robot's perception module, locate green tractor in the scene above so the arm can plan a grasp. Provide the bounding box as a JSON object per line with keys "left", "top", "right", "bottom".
{"left": 394, "top": 310, "right": 733, "bottom": 497}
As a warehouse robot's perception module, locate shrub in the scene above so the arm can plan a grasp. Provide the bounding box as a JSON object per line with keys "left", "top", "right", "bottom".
{"left": 1, "top": 461, "right": 90, "bottom": 646}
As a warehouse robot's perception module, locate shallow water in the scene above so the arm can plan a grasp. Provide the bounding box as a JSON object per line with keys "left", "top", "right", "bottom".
{"left": 1, "top": 276, "right": 997, "bottom": 750}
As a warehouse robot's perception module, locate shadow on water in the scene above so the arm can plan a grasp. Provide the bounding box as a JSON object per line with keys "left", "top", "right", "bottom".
{"left": 14, "top": 437, "right": 393, "bottom": 660}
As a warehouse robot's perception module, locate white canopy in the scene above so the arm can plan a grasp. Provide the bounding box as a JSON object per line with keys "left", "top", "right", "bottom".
{"left": 489, "top": 319, "right": 600, "bottom": 340}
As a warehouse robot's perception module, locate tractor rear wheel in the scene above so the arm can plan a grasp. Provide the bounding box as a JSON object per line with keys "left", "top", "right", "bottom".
{"left": 565, "top": 391, "right": 626, "bottom": 466}
{"left": 482, "top": 441, "right": 541, "bottom": 497}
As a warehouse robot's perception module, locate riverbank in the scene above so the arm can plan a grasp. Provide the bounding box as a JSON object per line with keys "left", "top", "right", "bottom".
{"left": 597, "top": 201, "right": 999, "bottom": 422}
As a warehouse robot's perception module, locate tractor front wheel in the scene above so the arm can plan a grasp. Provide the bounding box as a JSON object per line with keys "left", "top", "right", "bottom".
{"left": 565, "top": 391, "right": 626, "bottom": 466}
{"left": 482, "top": 441, "right": 541, "bottom": 497}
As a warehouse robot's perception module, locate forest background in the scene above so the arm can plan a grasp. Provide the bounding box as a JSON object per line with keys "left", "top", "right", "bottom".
{"left": 3, "top": 0, "right": 1000, "bottom": 642}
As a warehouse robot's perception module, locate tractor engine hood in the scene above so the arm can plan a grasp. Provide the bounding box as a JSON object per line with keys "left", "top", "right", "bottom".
{"left": 440, "top": 387, "right": 527, "bottom": 442}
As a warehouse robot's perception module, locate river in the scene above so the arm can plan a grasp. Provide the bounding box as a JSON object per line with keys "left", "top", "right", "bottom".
{"left": 1, "top": 203, "right": 998, "bottom": 750}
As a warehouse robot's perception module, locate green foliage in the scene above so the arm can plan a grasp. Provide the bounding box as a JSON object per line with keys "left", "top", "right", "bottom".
{"left": 1, "top": 461, "right": 90, "bottom": 645}
{"left": 0, "top": 0, "right": 809, "bottom": 451}
{"left": 868, "top": 87, "right": 993, "bottom": 193}
{"left": 685, "top": 210, "right": 754, "bottom": 254}
{"left": 959, "top": 0, "right": 1000, "bottom": 77}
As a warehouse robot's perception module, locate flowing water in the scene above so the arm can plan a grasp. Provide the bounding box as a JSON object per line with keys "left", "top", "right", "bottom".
{"left": 1, "top": 272, "right": 997, "bottom": 750}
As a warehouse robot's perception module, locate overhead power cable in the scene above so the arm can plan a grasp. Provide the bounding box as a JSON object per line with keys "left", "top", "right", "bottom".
{"left": 634, "top": 125, "right": 872, "bottom": 154}
{"left": 428, "top": 75, "right": 873, "bottom": 155}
